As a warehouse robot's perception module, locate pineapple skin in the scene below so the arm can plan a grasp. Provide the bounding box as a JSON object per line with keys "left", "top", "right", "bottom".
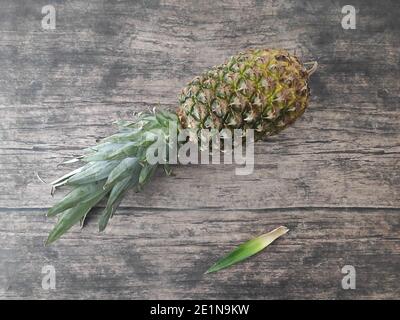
{"left": 177, "top": 49, "right": 311, "bottom": 140}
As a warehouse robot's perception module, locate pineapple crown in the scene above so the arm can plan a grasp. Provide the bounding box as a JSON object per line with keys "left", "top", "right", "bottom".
{"left": 46, "top": 110, "right": 178, "bottom": 244}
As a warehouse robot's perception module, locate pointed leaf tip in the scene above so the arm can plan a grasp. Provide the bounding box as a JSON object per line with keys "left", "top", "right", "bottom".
{"left": 205, "top": 226, "right": 289, "bottom": 274}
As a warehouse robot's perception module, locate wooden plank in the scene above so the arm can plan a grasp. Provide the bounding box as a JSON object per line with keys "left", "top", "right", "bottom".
{"left": 1, "top": 208, "right": 399, "bottom": 299}
{"left": 0, "top": 0, "right": 398, "bottom": 210}
{"left": 1, "top": 125, "right": 399, "bottom": 209}
{"left": 1, "top": 103, "right": 399, "bottom": 209}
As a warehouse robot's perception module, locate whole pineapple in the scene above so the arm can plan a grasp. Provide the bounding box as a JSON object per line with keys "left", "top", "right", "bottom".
{"left": 177, "top": 49, "right": 315, "bottom": 140}
{"left": 46, "top": 49, "right": 317, "bottom": 244}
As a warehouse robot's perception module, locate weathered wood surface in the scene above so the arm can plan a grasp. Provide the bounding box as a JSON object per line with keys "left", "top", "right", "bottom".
{"left": 1, "top": 208, "right": 399, "bottom": 299}
{"left": 0, "top": 0, "right": 399, "bottom": 299}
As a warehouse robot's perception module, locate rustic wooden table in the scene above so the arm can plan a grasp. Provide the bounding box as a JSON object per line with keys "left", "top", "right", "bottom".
{"left": 0, "top": 0, "right": 399, "bottom": 299}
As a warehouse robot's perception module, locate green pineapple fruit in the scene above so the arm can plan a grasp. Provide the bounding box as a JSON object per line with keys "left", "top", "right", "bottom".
{"left": 177, "top": 49, "right": 315, "bottom": 140}
{"left": 46, "top": 48, "right": 317, "bottom": 244}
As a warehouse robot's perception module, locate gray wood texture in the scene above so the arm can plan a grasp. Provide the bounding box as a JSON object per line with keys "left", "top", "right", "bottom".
{"left": 0, "top": 0, "right": 399, "bottom": 299}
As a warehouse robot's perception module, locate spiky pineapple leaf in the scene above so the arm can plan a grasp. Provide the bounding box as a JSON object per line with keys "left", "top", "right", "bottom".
{"left": 205, "top": 226, "right": 289, "bottom": 274}
{"left": 47, "top": 182, "right": 104, "bottom": 217}
{"left": 67, "top": 161, "right": 119, "bottom": 185}
{"left": 50, "top": 166, "right": 86, "bottom": 187}
{"left": 47, "top": 109, "right": 179, "bottom": 244}
{"left": 98, "top": 154, "right": 145, "bottom": 229}
{"left": 83, "top": 143, "right": 125, "bottom": 162}
{"left": 103, "top": 157, "right": 140, "bottom": 190}
{"left": 46, "top": 190, "right": 108, "bottom": 245}
{"left": 139, "top": 163, "right": 157, "bottom": 185}
{"left": 98, "top": 176, "right": 135, "bottom": 232}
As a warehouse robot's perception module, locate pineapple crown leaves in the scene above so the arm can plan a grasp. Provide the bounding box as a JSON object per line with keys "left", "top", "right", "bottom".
{"left": 46, "top": 109, "right": 179, "bottom": 245}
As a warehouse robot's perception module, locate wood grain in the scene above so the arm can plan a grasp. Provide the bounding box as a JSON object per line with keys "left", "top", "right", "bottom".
{"left": 1, "top": 208, "right": 399, "bottom": 299}
{"left": 0, "top": 0, "right": 399, "bottom": 299}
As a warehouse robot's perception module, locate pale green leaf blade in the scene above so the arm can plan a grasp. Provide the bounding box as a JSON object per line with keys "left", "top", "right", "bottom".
{"left": 163, "top": 164, "right": 173, "bottom": 176}
{"left": 155, "top": 111, "right": 170, "bottom": 127}
{"left": 101, "top": 129, "right": 143, "bottom": 144}
{"left": 46, "top": 205, "right": 91, "bottom": 245}
{"left": 103, "top": 157, "right": 140, "bottom": 189}
{"left": 98, "top": 184, "right": 129, "bottom": 232}
{"left": 50, "top": 166, "right": 87, "bottom": 186}
{"left": 205, "top": 226, "right": 289, "bottom": 274}
{"left": 45, "top": 190, "right": 107, "bottom": 245}
{"left": 67, "top": 160, "right": 118, "bottom": 185}
{"left": 47, "top": 183, "right": 103, "bottom": 217}
{"left": 106, "top": 142, "right": 141, "bottom": 160}
{"left": 83, "top": 143, "right": 125, "bottom": 162}
{"left": 139, "top": 164, "right": 158, "bottom": 185}
{"left": 83, "top": 141, "right": 112, "bottom": 153}
{"left": 99, "top": 166, "right": 141, "bottom": 231}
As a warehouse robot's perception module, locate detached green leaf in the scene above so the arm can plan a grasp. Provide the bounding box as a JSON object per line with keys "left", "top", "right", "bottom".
{"left": 205, "top": 226, "right": 289, "bottom": 274}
